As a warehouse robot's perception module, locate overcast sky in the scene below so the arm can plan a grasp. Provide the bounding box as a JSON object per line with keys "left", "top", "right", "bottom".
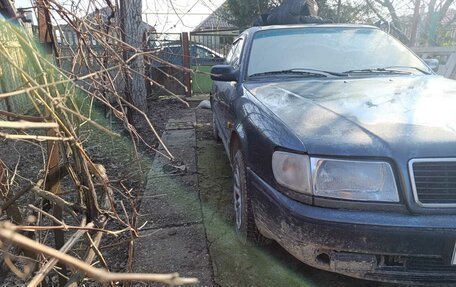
{"left": 14, "top": 0, "right": 225, "bottom": 32}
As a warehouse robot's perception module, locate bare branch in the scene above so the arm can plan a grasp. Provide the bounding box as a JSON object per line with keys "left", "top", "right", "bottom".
{"left": 0, "top": 222, "right": 199, "bottom": 285}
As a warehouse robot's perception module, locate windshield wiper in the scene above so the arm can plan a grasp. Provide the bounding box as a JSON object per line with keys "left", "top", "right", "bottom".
{"left": 381, "top": 66, "right": 432, "bottom": 75}
{"left": 343, "top": 68, "right": 409, "bottom": 74}
{"left": 344, "top": 66, "right": 431, "bottom": 75}
{"left": 249, "top": 68, "right": 347, "bottom": 78}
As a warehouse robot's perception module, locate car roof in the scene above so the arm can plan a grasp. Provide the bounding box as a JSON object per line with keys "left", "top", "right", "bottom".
{"left": 242, "top": 24, "right": 379, "bottom": 36}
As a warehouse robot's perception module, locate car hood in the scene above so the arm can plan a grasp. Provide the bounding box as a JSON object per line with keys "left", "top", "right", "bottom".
{"left": 245, "top": 76, "right": 456, "bottom": 158}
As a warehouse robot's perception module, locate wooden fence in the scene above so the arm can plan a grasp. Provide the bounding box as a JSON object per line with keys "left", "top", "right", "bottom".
{"left": 0, "top": 24, "right": 34, "bottom": 115}
{"left": 412, "top": 46, "right": 456, "bottom": 79}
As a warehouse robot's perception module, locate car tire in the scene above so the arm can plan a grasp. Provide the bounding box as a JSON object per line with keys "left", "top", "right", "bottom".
{"left": 232, "top": 149, "right": 270, "bottom": 246}
{"left": 212, "top": 112, "right": 221, "bottom": 142}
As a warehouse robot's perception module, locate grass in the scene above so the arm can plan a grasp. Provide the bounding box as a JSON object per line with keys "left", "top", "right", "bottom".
{"left": 192, "top": 65, "right": 213, "bottom": 94}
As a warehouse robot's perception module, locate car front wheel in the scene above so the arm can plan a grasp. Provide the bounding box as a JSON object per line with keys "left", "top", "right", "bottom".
{"left": 232, "top": 149, "right": 269, "bottom": 245}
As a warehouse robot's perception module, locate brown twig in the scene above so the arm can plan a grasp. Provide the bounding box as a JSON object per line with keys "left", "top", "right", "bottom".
{"left": 0, "top": 222, "right": 199, "bottom": 285}
{"left": 27, "top": 219, "right": 90, "bottom": 287}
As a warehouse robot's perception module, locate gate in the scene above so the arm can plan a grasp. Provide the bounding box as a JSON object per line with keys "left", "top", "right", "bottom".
{"left": 145, "top": 29, "right": 239, "bottom": 96}
{"left": 190, "top": 29, "right": 239, "bottom": 94}
{"left": 145, "top": 33, "right": 186, "bottom": 96}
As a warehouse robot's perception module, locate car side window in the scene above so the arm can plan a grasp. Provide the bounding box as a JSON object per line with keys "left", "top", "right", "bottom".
{"left": 229, "top": 38, "right": 244, "bottom": 69}
{"left": 225, "top": 41, "right": 238, "bottom": 64}
{"left": 225, "top": 38, "right": 244, "bottom": 68}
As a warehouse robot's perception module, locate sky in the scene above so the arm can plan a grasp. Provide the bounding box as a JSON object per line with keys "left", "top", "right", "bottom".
{"left": 13, "top": 0, "right": 225, "bottom": 32}
{"left": 143, "top": 0, "right": 225, "bottom": 32}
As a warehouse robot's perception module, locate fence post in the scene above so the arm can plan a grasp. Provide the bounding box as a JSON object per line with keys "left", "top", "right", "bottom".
{"left": 182, "top": 32, "right": 192, "bottom": 97}
{"left": 37, "top": 1, "right": 67, "bottom": 284}
{"left": 36, "top": 0, "right": 59, "bottom": 62}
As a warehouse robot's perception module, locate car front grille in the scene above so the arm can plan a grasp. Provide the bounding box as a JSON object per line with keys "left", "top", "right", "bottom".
{"left": 365, "top": 256, "right": 456, "bottom": 283}
{"left": 405, "top": 256, "right": 456, "bottom": 272}
{"left": 410, "top": 159, "right": 456, "bottom": 206}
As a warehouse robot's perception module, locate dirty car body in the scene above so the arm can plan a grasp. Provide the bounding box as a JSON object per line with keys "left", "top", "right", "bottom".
{"left": 210, "top": 24, "right": 456, "bottom": 284}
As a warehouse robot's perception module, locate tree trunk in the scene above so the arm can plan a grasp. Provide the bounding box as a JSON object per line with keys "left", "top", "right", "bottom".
{"left": 120, "top": 0, "right": 148, "bottom": 124}
{"left": 424, "top": 0, "right": 438, "bottom": 45}
{"left": 409, "top": 0, "right": 421, "bottom": 46}
{"left": 382, "top": 0, "right": 402, "bottom": 31}
{"left": 337, "top": 0, "right": 342, "bottom": 22}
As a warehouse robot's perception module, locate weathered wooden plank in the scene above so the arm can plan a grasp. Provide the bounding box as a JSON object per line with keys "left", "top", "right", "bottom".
{"left": 411, "top": 46, "right": 456, "bottom": 79}
{"left": 444, "top": 53, "right": 456, "bottom": 78}
{"left": 412, "top": 46, "right": 456, "bottom": 53}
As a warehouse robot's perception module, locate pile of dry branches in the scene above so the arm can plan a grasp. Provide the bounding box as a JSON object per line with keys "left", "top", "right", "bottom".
{"left": 0, "top": 0, "right": 196, "bottom": 285}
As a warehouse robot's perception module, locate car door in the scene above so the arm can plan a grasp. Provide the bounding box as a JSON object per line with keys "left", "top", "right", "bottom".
{"left": 213, "top": 37, "right": 245, "bottom": 145}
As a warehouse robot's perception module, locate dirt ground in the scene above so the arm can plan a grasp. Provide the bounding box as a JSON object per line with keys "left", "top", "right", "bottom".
{"left": 136, "top": 96, "right": 191, "bottom": 155}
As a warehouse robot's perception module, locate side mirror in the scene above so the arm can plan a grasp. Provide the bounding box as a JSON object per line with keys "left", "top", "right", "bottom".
{"left": 211, "top": 65, "right": 238, "bottom": 82}
{"left": 424, "top": 58, "right": 439, "bottom": 71}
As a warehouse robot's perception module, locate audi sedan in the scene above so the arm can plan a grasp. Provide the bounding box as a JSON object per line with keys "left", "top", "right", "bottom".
{"left": 210, "top": 24, "right": 456, "bottom": 284}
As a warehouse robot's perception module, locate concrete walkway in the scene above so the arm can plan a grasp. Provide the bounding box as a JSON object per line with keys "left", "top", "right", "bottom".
{"left": 132, "top": 109, "right": 213, "bottom": 286}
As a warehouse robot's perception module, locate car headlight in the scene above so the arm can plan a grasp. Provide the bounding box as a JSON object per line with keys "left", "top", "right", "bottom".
{"left": 311, "top": 158, "right": 399, "bottom": 202}
{"left": 272, "top": 151, "right": 311, "bottom": 194}
{"left": 272, "top": 151, "right": 399, "bottom": 202}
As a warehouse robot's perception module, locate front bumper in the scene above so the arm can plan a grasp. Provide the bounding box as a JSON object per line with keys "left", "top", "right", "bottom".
{"left": 248, "top": 169, "right": 456, "bottom": 284}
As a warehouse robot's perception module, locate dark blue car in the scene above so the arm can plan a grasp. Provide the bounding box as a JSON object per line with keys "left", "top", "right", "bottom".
{"left": 210, "top": 24, "right": 456, "bottom": 284}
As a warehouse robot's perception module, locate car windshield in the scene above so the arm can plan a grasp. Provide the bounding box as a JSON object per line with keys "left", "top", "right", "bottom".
{"left": 247, "top": 27, "right": 431, "bottom": 77}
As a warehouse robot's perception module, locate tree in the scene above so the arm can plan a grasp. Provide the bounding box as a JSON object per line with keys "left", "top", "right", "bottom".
{"left": 226, "top": 0, "right": 456, "bottom": 46}
{"left": 226, "top": 0, "right": 276, "bottom": 28}
{"left": 119, "top": 0, "right": 148, "bottom": 123}
{"left": 365, "top": 0, "right": 411, "bottom": 43}
{"left": 317, "top": 0, "right": 374, "bottom": 23}
{"left": 422, "top": 0, "right": 455, "bottom": 45}
{"left": 226, "top": 0, "right": 371, "bottom": 27}
{"left": 367, "top": 0, "right": 456, "bottom": 46}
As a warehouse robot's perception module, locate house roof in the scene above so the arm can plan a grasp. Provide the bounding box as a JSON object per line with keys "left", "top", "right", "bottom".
{"left": 193, "top": 3, "right": 237, "bottom": 31}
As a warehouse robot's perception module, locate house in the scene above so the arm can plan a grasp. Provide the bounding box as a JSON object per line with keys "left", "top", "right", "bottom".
{"left": 192, "top": 3, "right": 239, "bottom": 56}
{"left": 193, "top": 3, "right": 236, "bottom": 31}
